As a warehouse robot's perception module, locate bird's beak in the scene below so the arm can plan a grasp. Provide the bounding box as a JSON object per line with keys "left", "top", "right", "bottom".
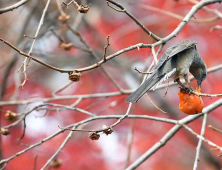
{"left": 198, "top": 81, "right": 201, "bottom": 89}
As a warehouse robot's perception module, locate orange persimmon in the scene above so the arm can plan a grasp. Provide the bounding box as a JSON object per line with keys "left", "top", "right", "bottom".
{"left": 178, "top": 88, "right": 203, "bottom": 115}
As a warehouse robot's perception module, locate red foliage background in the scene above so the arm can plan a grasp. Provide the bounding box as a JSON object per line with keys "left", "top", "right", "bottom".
{"left": 0, "top": 0, "right": 222, "bottom": 169}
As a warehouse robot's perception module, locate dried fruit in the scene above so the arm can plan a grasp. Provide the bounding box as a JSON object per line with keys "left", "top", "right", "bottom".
{"left": 88, "top": 132, "right": 100, "bottom": 140}
{"left": 0, "top": 128, "right": 10, "bottom": 135}
{"left": 178, "top": 88, "right": 203, "bottom": 115}
{"left": 60, "top": 43, "right": 73, "bottom": 51}
{"left": 77, "top": 5, "right": 90, "bottom": 13}
{"left": 102, "top": 125, "right": 113, "bottom": 135}
{"left": 69, "top": 72, "right": 81, "bottom": 82}
{"left": 49, "top": 159, "right": 62, "bottom": 168}
{"left": 5, "top": 110, "right": 17, "bottom": 121}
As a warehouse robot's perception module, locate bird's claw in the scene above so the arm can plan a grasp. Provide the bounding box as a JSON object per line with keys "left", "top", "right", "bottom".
{"left": 189, "top": 86, "right": 195, "bottom": 92}
{"left": 180, "top": 87, "right": 194, "bottom": 94}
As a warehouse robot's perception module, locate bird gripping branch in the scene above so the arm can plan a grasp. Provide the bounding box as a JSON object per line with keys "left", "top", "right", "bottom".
{"left": 126, "top": 40, "right": 207, "bottom": 103}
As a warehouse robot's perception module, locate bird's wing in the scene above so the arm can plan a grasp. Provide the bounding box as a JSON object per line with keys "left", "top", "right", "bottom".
{"left": 155, "top": 40, "right": 198, "bottom": 70}
{"left": 125, "top": 73, "right": 164, "bottom": 103}
{"left": 151, "top": 68, "right": 176, "bottom": 91}
{"left": 125, "top": 40, "right": 198, "bottom": 103}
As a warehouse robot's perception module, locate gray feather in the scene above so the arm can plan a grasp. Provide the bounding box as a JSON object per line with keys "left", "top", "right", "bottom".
{"left": 155, "top": 40, "right": 197, "bottom": 70}
{"left": 125, "top": 74, "right": 164, "bottom": 103}
{"left": 152, "top": 68, "right": 176, "bottom": 91}
{"left": 125, "top": 40, "right": 202, "bottom": 103}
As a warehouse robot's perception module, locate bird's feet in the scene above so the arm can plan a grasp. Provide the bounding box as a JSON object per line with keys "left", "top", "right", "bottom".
{"left": 180, "top": 86, "right": 194, "bottom": 94}
{"left": 174, "top": 78, "right": 194, "bottom": 94}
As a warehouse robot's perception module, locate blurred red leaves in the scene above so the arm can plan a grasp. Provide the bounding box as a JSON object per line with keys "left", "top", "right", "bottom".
{"left": 1, "top": 0, "right": 222, "bottom": 169}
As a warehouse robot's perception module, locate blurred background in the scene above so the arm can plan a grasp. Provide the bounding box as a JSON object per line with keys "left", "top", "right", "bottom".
{"left": 0, "top": 0, "right": 222, "bottom": 169}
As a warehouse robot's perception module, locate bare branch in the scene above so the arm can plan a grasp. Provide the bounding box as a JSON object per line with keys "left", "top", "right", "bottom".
{"left": 16, "top": 118, "right": 27, "bottom": 144}
{"left": 139, "top": 4, "right": 219, "bottom": 24}
{"left": 126, "top": 98, "right": 222, "bottom": 170}
{"left": 152, "top": 0, "right": 222, "bottom": 48}
{"left": 1, "top": 63, "right": 222, "bottom": 107}
{"left": 0, "top": 38, "right": 74, "bottom": 73}
{"left": 134, "top": 67, "right": 153, "bottom": 74}
{"left": 208, "top": 125, "right": 222, "bottom": 133}
{"left": 103, "top": 35, "right": 110, "bottom": 62}
{"left": 193, "top": 113, "right": 208, "bottom": 170}
{"left": 40, "top": 125, "right": 83, "bottom": 170}
{"left": 145, "top": 94, "right": 167, "bottom": 114}
{"left": 183, "top": 124, "right": 222, "bottom": 151}
{"left": 0, "top": 114, "right": 177, "bottom": 166}
{"left": 151, "top": 46, "right": 158, "bottom": 64}
{"left": 60, "top": 103, "right": 133, "bottom": 133}
{"left": 0, "top": 0, "right": 30, "bottom": 14}
{"left": 19, "top": 0, "right": 52, "bottom": 88}
{"left": 192, "top": 91, "right": 222, "bottom": 98}
{"left": 125, "top": 120, "right": 134, "bottom": 168}
{"left": 66, "top": 24, "right": 125, "bottom": 92}
{"left": 107, "top": 0, "right": 161, "bottom": 41}
{"left": 164, "top": 79, "right": 169, "bottom": 97}
{"left": 210, "top": 25, "right": 222, "bottom": 32}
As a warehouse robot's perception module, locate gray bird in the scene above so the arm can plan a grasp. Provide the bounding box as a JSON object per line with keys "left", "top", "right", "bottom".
{"left": 126, "top": 40, "right": 207, "bottom": 103}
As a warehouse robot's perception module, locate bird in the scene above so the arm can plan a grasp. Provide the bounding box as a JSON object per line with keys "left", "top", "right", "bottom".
{"left": 125, "top": 40, "right": 207, "bottom": 103}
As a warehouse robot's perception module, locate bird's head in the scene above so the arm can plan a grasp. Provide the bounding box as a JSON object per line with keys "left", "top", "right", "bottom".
{"left": 195, "top": 62, "right": 207, "bottom": 89}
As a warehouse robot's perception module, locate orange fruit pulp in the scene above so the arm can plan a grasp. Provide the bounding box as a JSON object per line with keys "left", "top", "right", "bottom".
{"left": 178, "top": 88, "right": 203, "bottom": 115}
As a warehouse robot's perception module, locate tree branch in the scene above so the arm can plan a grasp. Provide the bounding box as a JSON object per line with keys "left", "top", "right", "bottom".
{"left": 126, "top": 98, "right": 222, "bottom": 170}
{"left": 193, "top": 113, "right": 208, "bottom": 170}
{"left": 0, "top": 114, "right": 177, "bottom": 166}
{"left": 106, "top": 0, "right": 161, "bottom": 41}
{"left": 0, "top": 0, "right": 30, "bottom": 14}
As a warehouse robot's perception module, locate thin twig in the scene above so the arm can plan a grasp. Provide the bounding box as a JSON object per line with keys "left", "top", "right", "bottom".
{"left": 2, "top": 105, "right": 45, "bottom": 129}
{"left": 126, "top": 98, "right": 222, "bottom": 170}
{"left": 156, "top": 43, "right": 164, "bottom": 57}
{"left": 33, "top": 155, "right": 38, "bottom": 170}
{"left": 210, "top": 25, "right": 222, "bottom": 32}
{"left": 60, "top": 103, "right": 133, "bottom": 133}
{"left": 182, "top": 124, "right": 222, "bottom": 151}
{"left": 135, "top": 67, "right": 153, "bottom": 74}
{"left": 0, "top": 0, "right": 30, "bottom": 14}
{"left": 23, "top": 35, "right": 35, "bottom": 39}
{"left": 193, "top": 113, "right": 208, "bottom": 170}
{"left": 18, "top": 0, "right": 52, "bottom": 88}
{"left": 40, "top": 124, "right": 83, "bottom": 170}
{"left": 1, "top": 63, "right": 222, "bottom": 107}
{"left": 66, "top": 24, "right": 125, "bottom": 92}
{"left": 16, "top": 118, "right": 27, "bottom": 144}
{"left": 208, "top": 125, "right": 222, "bottom": 133}
{"left": 192, "top": 91, "right": 222, "bottom": 98}
{"left": 188, "top": 0, "right": 222, "bottom": 19}
{"left": 106, "top": 0, "right": 161, "bottom": 41}
{"left": 145, "top": 94, "right": 167, "bottom": 114}
{"left": 71, "top": 0, "right": 80, "bottom": 8}
{"left": 139, "top": 4, "right": 219, "bottom": 24}
{"left": 164, "top": 79, "right": 169, "bottom": 97}
{"left": 44, "top": 103, "right": 95, "bottom": 117}
{"left": 125, "top": 119, "right": 134, "bottom": 169}
{"left": 2, "top": 103, "right": 94, "bottom": 131}
{"left": 151, "top": 0, "right": 222, "bottom": 50}
{"left": 103, "top": 35, "right": 110, "bottom": 61}
{"left": 151, "top": 46, "right": 158, "bottom": 64}
{"left": 50, "top": 29, "right": 64, "bottom": 43}
{"left": 0, "top": 163, "right": 7, "bottom": 170}
{"left": 0, "top": 114, "right": 178, "bottom": 166}
{"left": 106, "top": 0, "right": 125, "bottom": 12}
{"left": 0, "top": 38, "right": 152, "bottom": 74}
{"left": 55, "top": 0, "right": 66, "bottom": 16}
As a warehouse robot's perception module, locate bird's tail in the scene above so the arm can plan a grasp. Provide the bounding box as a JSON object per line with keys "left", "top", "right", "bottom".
{"left": 125, "top": 74, "right": 163, "bottom": 103}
